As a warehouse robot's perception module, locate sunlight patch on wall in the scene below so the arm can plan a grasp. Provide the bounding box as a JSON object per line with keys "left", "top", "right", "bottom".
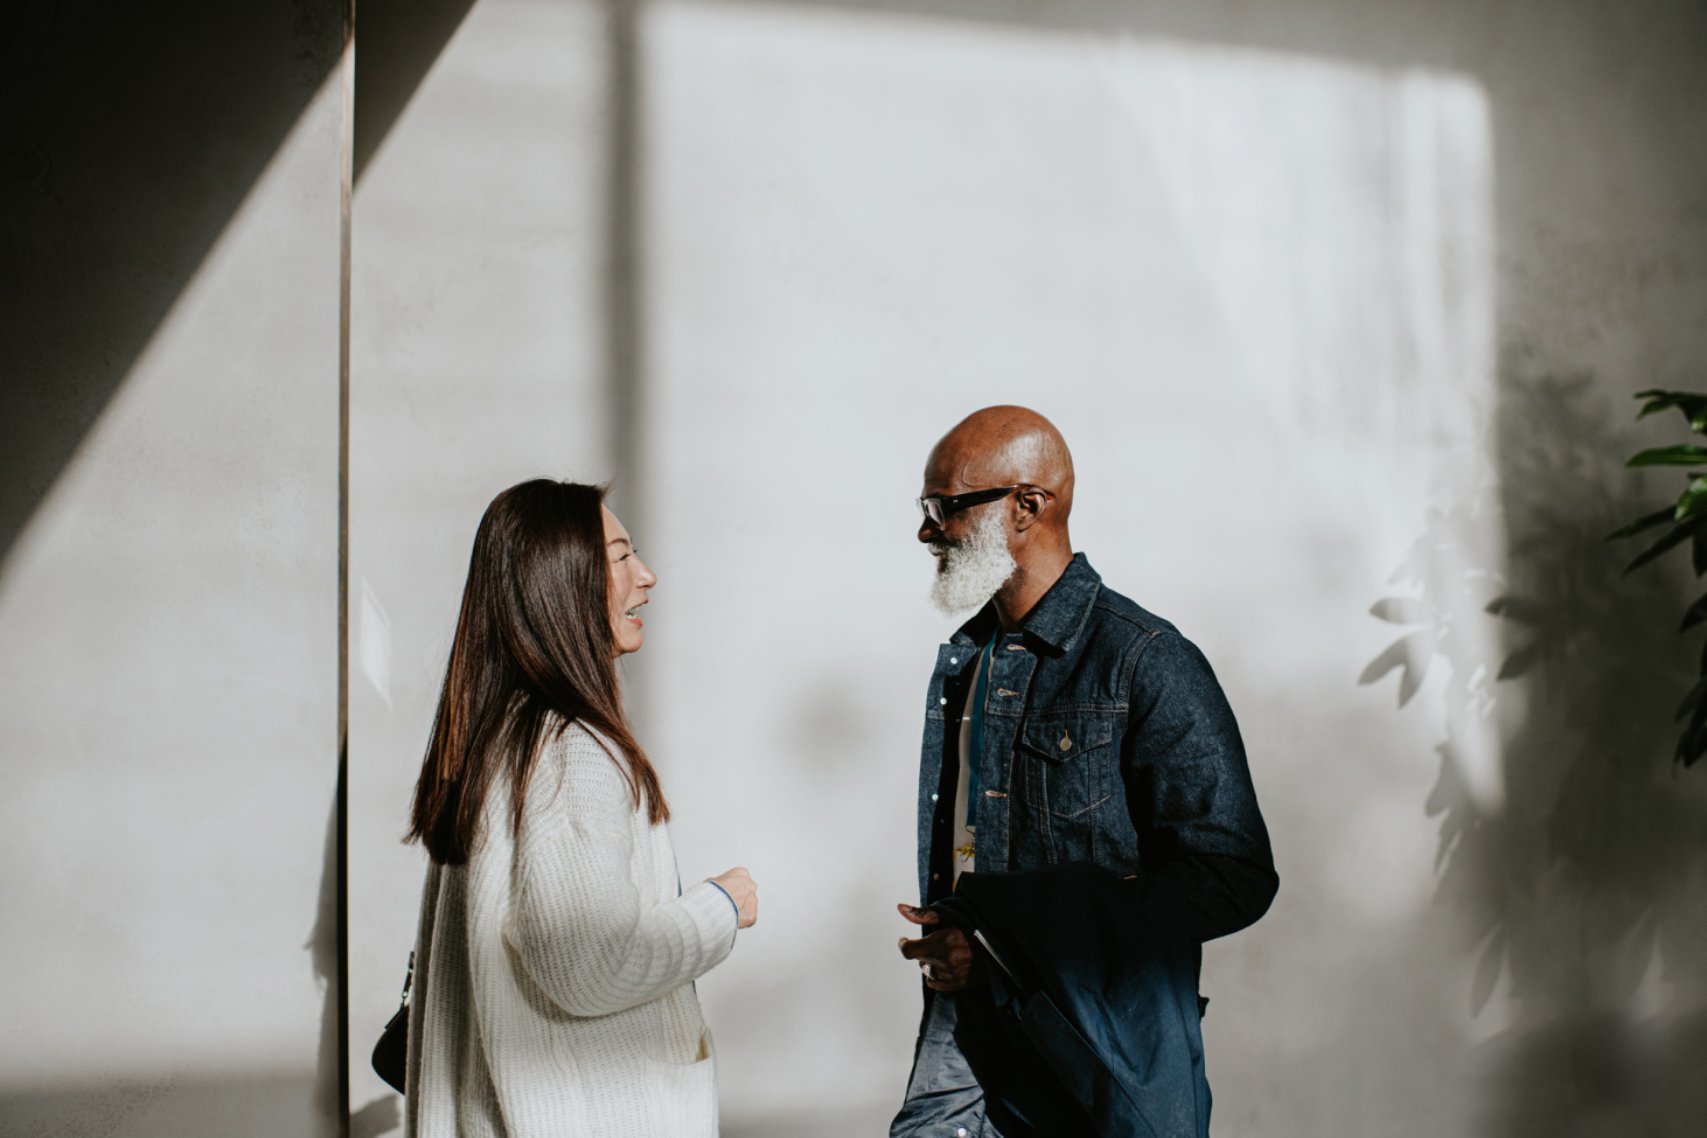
{"left": 644, "top": 2, "right": 1503, "bottom": 1126}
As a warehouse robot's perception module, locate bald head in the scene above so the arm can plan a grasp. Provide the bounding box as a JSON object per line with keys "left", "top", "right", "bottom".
{"left": 918, "top": 406, "right": 1076, "bottom": 625}
{"left": 925, "top": 405, "right": 1075, "bottom": 526}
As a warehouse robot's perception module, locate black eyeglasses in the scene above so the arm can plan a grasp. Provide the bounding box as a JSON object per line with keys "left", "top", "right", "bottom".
{"left": 917, "top": 485, "right": 1054, "bottom": 528}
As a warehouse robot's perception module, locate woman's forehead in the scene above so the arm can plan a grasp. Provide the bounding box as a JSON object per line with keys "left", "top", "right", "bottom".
{"left": 601, "top": 505, "right": 631, "bottom": 545}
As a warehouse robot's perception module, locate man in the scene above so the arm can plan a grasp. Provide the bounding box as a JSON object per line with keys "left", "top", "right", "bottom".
{"left": 891, "top": 406, "right": 1277, "bottom": 1138}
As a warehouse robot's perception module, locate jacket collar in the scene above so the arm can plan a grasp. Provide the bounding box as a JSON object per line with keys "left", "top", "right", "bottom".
{"left": 950, "top": 553, "right": 1101, "bottom": 653}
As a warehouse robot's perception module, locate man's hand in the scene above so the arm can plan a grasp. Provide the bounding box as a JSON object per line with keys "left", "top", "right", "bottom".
{"left": 896, "top": 903, "right": 983, "bottom": 991}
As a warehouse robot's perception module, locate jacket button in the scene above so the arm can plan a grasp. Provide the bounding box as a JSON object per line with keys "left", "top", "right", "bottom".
{"left": 949, "top": 656, "right": 958, "bottom": 665}
{"left": 930, "top": 792, "right": 939, "bottom": 802}
{"left": 931, "top": 873, "right": 941, "bottom": 881}
{"left": 939, "top": 697, "right": 948, "bottom": 706}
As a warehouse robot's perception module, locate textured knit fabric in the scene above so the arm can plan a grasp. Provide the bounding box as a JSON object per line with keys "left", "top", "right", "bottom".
{"left": 405, "top": 719, "right": 739, "bottom": 1137}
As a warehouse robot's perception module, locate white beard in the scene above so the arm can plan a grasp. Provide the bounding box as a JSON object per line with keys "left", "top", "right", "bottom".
{"left": 929, "top": 506, "right": 1017, "bottom": 615}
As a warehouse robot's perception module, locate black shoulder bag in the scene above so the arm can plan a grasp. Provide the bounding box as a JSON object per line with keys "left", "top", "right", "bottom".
{"left": 371, "top": 952, "right": 413, "bottom": 1094}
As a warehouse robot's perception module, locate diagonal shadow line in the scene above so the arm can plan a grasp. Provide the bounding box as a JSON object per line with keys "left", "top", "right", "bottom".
{"left": 0, "top": 0, "right": 474, "bottom": 575}
{"left": 353, "top": 0, "right": 480, "bottom": 183}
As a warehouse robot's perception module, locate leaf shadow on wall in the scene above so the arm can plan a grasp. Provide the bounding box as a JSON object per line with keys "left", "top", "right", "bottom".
{"left": 1363, "top": 368, "right": 1707, "bottom": 1137}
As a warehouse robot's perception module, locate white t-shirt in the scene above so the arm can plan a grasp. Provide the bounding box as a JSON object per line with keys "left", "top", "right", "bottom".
{"left": 950, "top": 647, "right": 992, "bottom": 885}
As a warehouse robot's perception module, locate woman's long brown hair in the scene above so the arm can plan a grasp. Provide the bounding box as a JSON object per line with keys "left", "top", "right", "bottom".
{"left": 407, "top": 480, "right": 668, "bottom": 865}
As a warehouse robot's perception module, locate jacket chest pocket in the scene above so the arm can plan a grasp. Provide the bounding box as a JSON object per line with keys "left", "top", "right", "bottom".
{"left": 1018, "top": 712, "right": 1117, "bottom": 819}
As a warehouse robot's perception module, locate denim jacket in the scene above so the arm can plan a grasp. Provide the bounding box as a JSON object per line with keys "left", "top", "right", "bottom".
{"left": 916, "top": 554, "right": 1277, "bottom": 943}
{"left": 931, "top": 864, "right": 1212, "bottom": 1138}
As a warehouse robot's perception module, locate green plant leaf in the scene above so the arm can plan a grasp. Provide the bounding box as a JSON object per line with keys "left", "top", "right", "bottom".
{"left": 1624, "top": 518, "right": 1707, "bottom": 575}
{"left": 1605, "top": 506, "right": 1678, "bottom": 541}
{"left": 1628, "top": 445, "right": 1707, "bottom": 467}
{"left": 1678, "top": 476, "right": 1707, "bottom": 522}
{"left": 1634, "top": 389, "right": 1707, "bottom": 432}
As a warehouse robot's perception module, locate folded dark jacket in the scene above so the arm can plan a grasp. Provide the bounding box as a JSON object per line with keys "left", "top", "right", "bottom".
{"left": 930, "top": 864, "right": 1210, "bottom": 1138}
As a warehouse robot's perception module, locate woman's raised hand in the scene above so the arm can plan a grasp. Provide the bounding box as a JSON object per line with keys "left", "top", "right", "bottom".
{"left": 709, "top": 867, "right": 759, "bottom": 929}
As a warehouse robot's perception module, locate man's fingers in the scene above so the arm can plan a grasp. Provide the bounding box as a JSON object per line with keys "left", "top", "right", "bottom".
{"left": 896, "top": 903, "right": 939, "bottom": 927}
{"left": 898, "top": 930, "right": 955, "bottom": 960}
{"left": 897, "top": 935, "right": 934, "bottom": 961}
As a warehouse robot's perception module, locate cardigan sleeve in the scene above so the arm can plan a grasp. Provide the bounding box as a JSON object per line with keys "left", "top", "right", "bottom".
{"left": 502, "top": 726, "right": 737, "bottom": 1018}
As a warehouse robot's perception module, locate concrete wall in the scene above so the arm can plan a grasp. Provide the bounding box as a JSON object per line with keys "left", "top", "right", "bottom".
{"left": 347, "top": 2, "right": 1707, "bottom": 1135}
{"left": 5, "top": 1, "right": 1705, "bottom": 1136}
{"left": 0, "top": 3, "right": 348, "bottom": 1136}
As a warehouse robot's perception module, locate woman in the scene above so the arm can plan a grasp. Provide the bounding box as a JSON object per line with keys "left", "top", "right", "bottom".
{"left": 404, "top": 479, "right": 757, "bottom": 1137}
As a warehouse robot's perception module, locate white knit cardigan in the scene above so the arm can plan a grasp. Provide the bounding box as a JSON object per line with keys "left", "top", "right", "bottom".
{"left": 405, "top": 720, "right": 738, "bottom": 1137}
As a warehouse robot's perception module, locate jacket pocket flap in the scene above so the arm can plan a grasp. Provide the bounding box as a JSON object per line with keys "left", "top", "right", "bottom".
{"left": 1018, "top": 716, "right": 1115, "bottom": 763}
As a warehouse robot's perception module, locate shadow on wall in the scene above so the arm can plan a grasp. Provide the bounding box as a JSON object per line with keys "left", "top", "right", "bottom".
{"left": 2, "top": 6, "right": 465, "bottom": 1134}
{"left": 0, "top": 1, "right": 342, "bottom": 568}
{"left": 1363, "top": 367, "right": 1707, "bottom": 1137}
{"left": 353, "top": 0, "right": 479, "bottom": 183}
{"left": 352, "top": 1094, "right": 403, "bottom": 1138}
{"left": 311, "top": 755, "right": 351, "bottom": 1136}
{"left": 0, "top": 0, "right": 475, "bottom": 572}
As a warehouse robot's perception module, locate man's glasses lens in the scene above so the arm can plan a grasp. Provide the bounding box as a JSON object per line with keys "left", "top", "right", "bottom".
{"left": 918, "top": 486, "right": 1023, "bottom": 527}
